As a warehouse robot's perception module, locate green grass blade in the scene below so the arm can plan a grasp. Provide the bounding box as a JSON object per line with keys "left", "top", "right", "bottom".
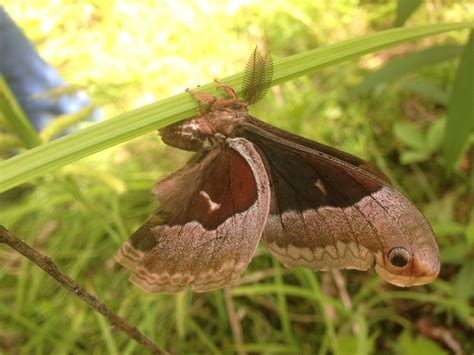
{"left": 39, "top": 105, "right": 96, "bottom": 142}
{"left": 272, "top": 259, "right": 296, "bottom": 347}
{"left": 443, "top": 30, "right": 474, "bottom": 171}
{"left": 0, "top": 22, "right": 473, "bottom": 192}
{"left": 95, "top": 312, "right": 120, "bottom": 355}
{"left": 175, "top": 291, "right": 189, "bottom": 340}
{"left": 0, "top": 132, "right": 23, "bottom": 152}
{"left": 270, "top": 22, "right": 473, "bottom": 86}
{"left": 395, "top": 0, "right": 423, "bottom": 27}
{"left": 0, "top": 75, "right": 42, "bottom": 148}
{"left": 352, "top": 44, "right": 464, "bottom": 95}
{"left": 188, "top": 319, "right": 220, "bottom": 355}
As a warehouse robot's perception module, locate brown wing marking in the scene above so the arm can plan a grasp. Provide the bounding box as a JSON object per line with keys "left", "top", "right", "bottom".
{"left": 242, "top": 125, "right": 439, "bottom": 286}
{"left": 115, "top": 138, "right": 270, "bottom": 293}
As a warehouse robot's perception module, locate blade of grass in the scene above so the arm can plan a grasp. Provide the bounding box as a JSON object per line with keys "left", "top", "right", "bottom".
{"left": 175, "top": 291, "right": 189, "bottom": 340}
{"left": 0, "top": 132, "right": 23, "bottom": 151}
{"left": 443, "top": 30, "right": 474, "bottom": 171}
{"left": 297, "top": 269, "right": 339, "bottom": 355}
{"left": 394, "top": 0, "right": 423, "bottom": 27}
{"left": 188, "top": 319, "right": 221, "bottom": 355}
{"left": 367, "top": 290, "right": 471, "bottom": 324}
{"left": 0, "top": 75, "right": 41, "bottom": 148}
{"left": 242, "top": 343, "right": 301, "bottom": 353}
{"left": 0, "top": 303, "right": 66, "bottom": 348}
{"left": 272, "top": 259, "right": 296, "bottom": 348}
{"left": 95, "top": 312, "right": 120, "bottom": 355}
{"left": 0, "top": 22, "right": 473, "bottom": 192}
{"left": 399, "top": 78, "right": 449, "bottom": 105}
{"left": 39, "top": 105, "right": 96, "bottom": 142}
{"left": 352, "top": 44, "right": 464, "bottom": 95}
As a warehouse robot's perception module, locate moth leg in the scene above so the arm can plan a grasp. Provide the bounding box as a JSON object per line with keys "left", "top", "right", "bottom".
{"left": 214, "top": 79, "right": 239, "bottom": 106}
{"left": 185, "top": 88, "right": 217, "bottom": 114}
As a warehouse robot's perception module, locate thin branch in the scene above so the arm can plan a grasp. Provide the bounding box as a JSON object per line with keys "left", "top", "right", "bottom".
{"left": 224, "top": 287, "right": 246, "bottom": 355}
{"left": 331, "top": 269, "right": 359, "bottom": 335}
{"left": 0, "top": 225, "right": 168, "bottom": 355}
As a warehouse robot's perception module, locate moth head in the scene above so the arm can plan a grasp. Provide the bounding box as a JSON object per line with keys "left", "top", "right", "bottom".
{"left": 374, "top": 245, "right": 440, "bottom": 287}
{"left": 217, "top": 99, "right": 248, "bottom": 112}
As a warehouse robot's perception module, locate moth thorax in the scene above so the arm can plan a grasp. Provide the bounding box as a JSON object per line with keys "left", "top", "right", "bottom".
{"left": 206, "top": 108, "right": 249, "bottom": 137}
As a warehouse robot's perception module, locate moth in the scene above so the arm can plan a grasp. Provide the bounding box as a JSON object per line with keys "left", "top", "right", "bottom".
{"left": 115, "top": 49, "right": 440, "bottom": 293}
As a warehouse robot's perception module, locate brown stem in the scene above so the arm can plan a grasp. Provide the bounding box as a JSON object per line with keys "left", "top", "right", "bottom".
{"left": 224, "top": 287, "right": 246, "bottom": 355}
{"left": 331, "top": 269, "right": 359, "bottom": 335}
{"left": 0, "top": 225, "right": 167, "bottom": 355}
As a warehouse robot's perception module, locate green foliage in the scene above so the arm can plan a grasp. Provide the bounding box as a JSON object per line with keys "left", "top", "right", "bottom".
{"left": 443, "top": 30, "right": 474, "bottom": 171}
{"left": 2, "top": 22, "right": 473, "bottom": 193}
{"left": 0, "top": 75, "right": 41, "bottom": 148}
{"left": 454, "top": 259, "right": 474, "bottom": 304}
{"left": 394, "top": 330, "right": 447, "bottom": 355}
{"left": 353, "top": 45, "right": 464, "bottom": 95}
{"left": 1, "top": 1, "right": 473, "bottom": 354}
{"left": 393, "top": 118, "right": 445, "bottom": 164}
{"left": 395, "top": 0, "right": 423, "bottom": 27}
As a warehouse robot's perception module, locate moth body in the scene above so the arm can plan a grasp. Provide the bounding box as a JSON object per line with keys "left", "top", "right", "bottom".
{"left": 115, "top": 49, "right": 440, "bottom": 293}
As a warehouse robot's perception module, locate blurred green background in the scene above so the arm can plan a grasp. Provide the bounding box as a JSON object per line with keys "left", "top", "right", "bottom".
{"left": 0, "top": 0, "right": 473, "bottom": 354}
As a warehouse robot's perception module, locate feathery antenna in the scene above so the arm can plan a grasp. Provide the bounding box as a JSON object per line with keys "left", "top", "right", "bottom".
{"left": 241, "top": 47, "right": 273, "bottom": 105}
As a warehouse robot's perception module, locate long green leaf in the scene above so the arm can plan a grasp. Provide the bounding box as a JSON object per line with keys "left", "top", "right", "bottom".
{"left": 353, "top": 44, "right": 463, "bottom": 95}
{"left": 0, "top": 22, "right": 473, "bottom": 192}
{"left": 443, "top": 30, "right": 474, "bottom": 171}
{"left": 0, "top": 75, "right": 42, "bottom": 148}
{"left": 395, "top": 0, "right": 424, "bottom": 27}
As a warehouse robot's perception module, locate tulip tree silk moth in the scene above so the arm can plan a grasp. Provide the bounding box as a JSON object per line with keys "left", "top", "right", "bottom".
{"left": 115, "top": 49, "right": 440, "bottom": 293}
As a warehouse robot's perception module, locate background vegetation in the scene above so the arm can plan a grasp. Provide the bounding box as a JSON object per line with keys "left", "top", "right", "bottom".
{"left": 0, "top": 0, "right": 473, "bottom": 353}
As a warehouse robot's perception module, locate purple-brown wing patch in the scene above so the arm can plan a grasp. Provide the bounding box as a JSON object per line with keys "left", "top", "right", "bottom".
{"left": 115, "top": 138, "right": 270, "bottom": 293}
{"left": 243, "top": 127, "right": 439, "bottom": 286}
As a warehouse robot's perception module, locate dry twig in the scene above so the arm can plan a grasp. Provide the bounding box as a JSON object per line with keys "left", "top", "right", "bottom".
{"left": 0, "top": 225, "right": 167, "bottom": 354}
{"left": 224, "top": 287, "right": 247, "bottom": 355}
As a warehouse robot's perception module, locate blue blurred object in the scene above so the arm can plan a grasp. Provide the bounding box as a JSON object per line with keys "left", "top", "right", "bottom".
{"left": 0, "top": 6, "right": 100, "bottom": 134}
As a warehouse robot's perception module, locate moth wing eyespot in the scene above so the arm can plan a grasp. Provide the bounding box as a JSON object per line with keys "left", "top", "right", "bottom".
{"left": 388, "top": 247, "right": 411, "bottom": 268}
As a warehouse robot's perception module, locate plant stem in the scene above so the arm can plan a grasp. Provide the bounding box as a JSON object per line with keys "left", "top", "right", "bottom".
{"left": 0, "top": 225, "right": 168, "bottom": 355}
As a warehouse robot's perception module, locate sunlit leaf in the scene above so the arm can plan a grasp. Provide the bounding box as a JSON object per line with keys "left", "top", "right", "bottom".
{"left": 0, "top": 75, "right": 41, "bottom": 148}
{"left": 39, "top": 105, "right": 97, "bottom": 142}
